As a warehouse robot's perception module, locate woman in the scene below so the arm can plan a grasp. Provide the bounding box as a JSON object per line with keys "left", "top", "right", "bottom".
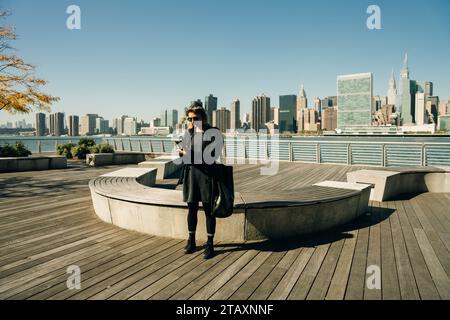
{"left": 176, "top": 102, "right": 223, "bottom": 259}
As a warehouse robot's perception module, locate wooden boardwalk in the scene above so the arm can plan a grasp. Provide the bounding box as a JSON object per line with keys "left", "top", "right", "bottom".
{"left": 1, "top": 162, "right": 450, "bottom": 300}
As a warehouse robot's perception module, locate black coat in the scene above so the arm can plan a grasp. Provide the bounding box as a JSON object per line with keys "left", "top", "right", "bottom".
{"left": 177, "top": 126, "right": 223, "bottom": 204}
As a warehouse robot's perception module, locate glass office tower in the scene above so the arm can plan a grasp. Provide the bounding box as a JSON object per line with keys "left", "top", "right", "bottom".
{"left": 337, "top": 73, "right": 373, "bottom": 129}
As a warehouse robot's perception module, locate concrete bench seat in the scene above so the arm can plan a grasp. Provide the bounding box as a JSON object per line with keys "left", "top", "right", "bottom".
{"left": 90, "top": 167, "right": 372, "bottom": 242}
{"left": 138, "top": 155, "right": 182, "bottom": 179}
{"left": 86, "top": 152, "right": 147, "bottom": 167}
{"left": 347, "top": 167, "right": 450, "bottom": 202}
{"left": 0, "top": 156, "right": 67, "bottom": 173}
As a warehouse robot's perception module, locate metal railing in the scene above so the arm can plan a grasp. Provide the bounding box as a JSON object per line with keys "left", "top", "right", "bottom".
{"left": 2, "top": 136, "right": 450, "bottom": 168}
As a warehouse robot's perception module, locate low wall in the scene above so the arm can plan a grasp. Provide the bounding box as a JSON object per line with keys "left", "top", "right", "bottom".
{"left": 0, "top": 156, "right": 67, "bottom": 173}
{"left": 86, "top": 152, "right": 147, "bottom": 167}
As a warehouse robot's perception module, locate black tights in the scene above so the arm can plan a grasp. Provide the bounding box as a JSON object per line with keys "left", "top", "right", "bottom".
{"left": 187, "top": 202, "right": 216, "bottom": 236}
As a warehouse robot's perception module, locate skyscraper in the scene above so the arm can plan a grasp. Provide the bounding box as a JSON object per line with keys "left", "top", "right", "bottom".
{"left": 321, "top": 107, "right": 338, "bottom": 131}
{"left": 80, "top": 114, "right": 98, "bottom": 136}
{"left": 399, "top": 53, "right": 418, "bottom": 125}
{"left": 251, "top": 94, "right": 271, "bottom": 133}
{"left": 95, "top": 117, "right": 109, "bottom": 134}
{"left": 230, "top": 99, "right": 241, "bottom": 131}
{"left": 279, "top": 95, "right": 297, "bottom": 133}
{"left": 296, "top": 85, "right": 307, "bottom": 109}
{"left": 387, "top": 68, "right": 397, "bottom": 106}
{"left": 49, "top": 112, "right": 65, "bottom": 136}
{"left": 68, "top": 115, "right": 79, "bottom": 136}
{"left": 205, "top": 94, "right": 218, "bottom": 123}
{"left": 123, "top": 117, "right": 137, "bottom": 136}
{"left": 314, "top": 97, "right": 322, "bottom": 115}
{"left": 161, "top": 109, "right": 178, "bottom": 128}
{"left": 35, "top": 113, "right": 46, "bottom": 137}
{"left": 212, "top": 107, "right": 231, "bottom": 133}
{"left": 337, "top": 73, "right": 373, "bottom": 129}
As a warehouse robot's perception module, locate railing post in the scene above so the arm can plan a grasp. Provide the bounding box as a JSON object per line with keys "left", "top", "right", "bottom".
{"left": 121, "top": 139, "right": 124, "bottom": 151}
{"left": 149, "top": 141, "right": 153, "bottom": 153}
{"left": 382, "top": 144, "right": 386, "bottom": 167}
{"left": 113, "top": 139, "right": 117, "bottom": 151}
{"left": 129, "top": 139, "right": 133, "bottom": 152}
{"left": 54, "top": 140, "right": 58, "bottom": 152}
{"left": 347, "top": 143, "right": 351, "bottom": 165}
{"left": 38, "top": 140, "right": 42, "bottom": 154}
{"left": 161, "top": 141, "right": 165, "bottom": 153}
{"left": 316, "top": 143, "right": 320, "bottom": 163}
{"left": 289, "top": 142, "right": 293, "bottom": 162}
{"left": 139, "top": 140, "right": 143, "bottom": 152}
{"left": 421, "top": 143, "right": 426, "bottom": 167}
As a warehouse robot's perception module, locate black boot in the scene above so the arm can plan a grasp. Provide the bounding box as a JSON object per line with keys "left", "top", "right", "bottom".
{"left": 185, "top": 234, "right": 196, "bottom": 254}
{"left": 204, "top": 242, "right": 215, "bottom": 259}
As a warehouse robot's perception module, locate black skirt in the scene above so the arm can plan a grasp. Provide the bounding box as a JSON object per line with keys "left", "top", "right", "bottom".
{"left": 180, "top": 164, "right": 218, "bottom": 204}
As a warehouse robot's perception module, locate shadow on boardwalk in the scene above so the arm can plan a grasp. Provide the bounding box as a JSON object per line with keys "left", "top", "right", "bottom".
{"left": 214, "top": 206, "right": 395, "bottom": 255}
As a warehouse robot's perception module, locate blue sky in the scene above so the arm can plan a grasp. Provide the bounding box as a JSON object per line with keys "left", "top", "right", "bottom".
{"left": 1, "top": 0, "right": 450, "bottom": 124}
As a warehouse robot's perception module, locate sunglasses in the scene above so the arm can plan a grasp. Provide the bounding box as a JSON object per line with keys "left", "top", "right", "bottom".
{"left": 187, "top": 116, "right": 200, "bottom": 122}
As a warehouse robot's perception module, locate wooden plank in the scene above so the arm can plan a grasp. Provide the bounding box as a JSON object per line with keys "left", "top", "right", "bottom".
{"left": 344, "top": 223, "right": 369, "bottom": 300}
{"left": 189, "top": 250, "right": 259, "bottom": 300}
{"left": 268, "top": 247, "right": 314, "bottom": 300}
{"left": 287, "top": 242, "right": 330, "bottom": 300}
{"left": 325, "top": 230, "right": 358, "bottom": 300}
{"left": 364, "top": 202, "right": 382, "bottom": 300}
{"left": 229, "top": 250, "right": 286, "bottom": 300}
{"left": 413, "top": 228, "right": 450, "bottom": 299}
{"left": 307, "top": 238, "right": 345, "bottom": 300}
{"left": 379, "top": 201, "right": 401, "bottom": 300}
{"left": 387, "top": 201, "right": 420, "bottom": 300}
{"left": 248, "top": 248, "right": 301, "bottom": 300}
{"left": 395, "top": 201, "right": 440, "bottom": 300}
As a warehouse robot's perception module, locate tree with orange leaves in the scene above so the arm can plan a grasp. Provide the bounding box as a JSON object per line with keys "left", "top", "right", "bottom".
{"left": 0, "top": 10, "right": 59, "bottom": 114}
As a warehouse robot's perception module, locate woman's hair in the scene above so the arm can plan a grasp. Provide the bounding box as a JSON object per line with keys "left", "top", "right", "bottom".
{"left": 185, "top": 102, "right": 208, "bottom": 124}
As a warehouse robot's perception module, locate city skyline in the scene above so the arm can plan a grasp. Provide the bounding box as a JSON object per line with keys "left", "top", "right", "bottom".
{"left": 1, "top": 0, "right": 450, "bottom": 124}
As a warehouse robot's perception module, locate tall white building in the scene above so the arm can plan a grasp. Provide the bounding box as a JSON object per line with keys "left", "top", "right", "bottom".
{"left": 387, "top": 68, "right": 397, "bottom": 106}
{"left": 123, "top": 117, "right": 137, "bottom": 136}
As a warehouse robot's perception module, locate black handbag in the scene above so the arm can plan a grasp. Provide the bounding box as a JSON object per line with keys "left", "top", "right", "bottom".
{"left": 212, "top": 164, "right": 234, "bottom": 218}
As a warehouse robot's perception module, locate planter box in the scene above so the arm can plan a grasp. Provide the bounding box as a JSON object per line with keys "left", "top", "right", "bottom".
{"left": 86, "top": 152, "right": 147, "bottom": 167}
{"left": 0, "top": 156, "right": 67, "bottom": 173}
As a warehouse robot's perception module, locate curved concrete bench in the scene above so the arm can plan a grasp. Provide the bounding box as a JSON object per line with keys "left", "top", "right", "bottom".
{"left": 347, "top": 167, "right": 450, "bottom": 202}
{"left": 89, "top": 168, "right": 371, "bottom": 242}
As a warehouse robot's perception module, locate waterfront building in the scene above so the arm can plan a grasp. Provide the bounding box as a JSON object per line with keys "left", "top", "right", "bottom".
{"left": 35, "top": 113, "right": 46, "bottom": 136}
{"left": 80, "top": 114, "right": 98, "bottom": 136}
{"left": 160, "top": 109, "right": 178, "bottom": 129}
{"left": 296, "top": 85, "right": 307, "bottom": 110}
{"left": 230, "top": 99, "right": 241, "bottom": 131}
{"left": 439, "top": 115, "right": 450, "bottom": 131}
{"left": 123, "top": 117, "right": 137, "bottom": 136}
{"left": 68, "top": 115, "right": 79, "bottom": 136}
{"left": 95, "top": 117, "right": 109, "bottom": 134}
{"left": 439, "top": 100, "right": 450, "bottom": 116}
{"left": 337, "top": 73, "right": 373, "bottom": 129}
{"left": 212, "top": 107, "right": 231, "bottom": 133}
{"left": 50, "top": 112, "right": 65, "bottom": 136}
{"left": 279, "top": 94, "right": 297, "bottom": 133}
{"left": 205, "top": 94, "right": 218, "bottom": 123}
{"left": 251, "top": 94, "right": 271, "bottom": 133}
{"left": 321, "top": 107, "right": 337, "bottom": 131}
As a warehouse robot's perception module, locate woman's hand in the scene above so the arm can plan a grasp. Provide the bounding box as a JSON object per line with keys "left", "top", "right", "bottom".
{"left": 177, "top": 148, "right": 186, "bottom": 157}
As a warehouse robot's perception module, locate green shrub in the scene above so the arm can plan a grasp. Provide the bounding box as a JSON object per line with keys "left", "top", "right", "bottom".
{"left": 78, "top": 138, "right": 96, "bottom": 147}
{"left": 0, "top": 143, "right": 32, "bottom": 157}
{"left": 71, "top": 144, "right": 91, "bottom": 160}
{"left": 0, "top": 144, "right": 18, "bottom": 157}
{"left": 90, "top": 143, "right": 115, "bottom": 154}
{"left": 57, "top": 143, "right": 77, "bottom": 159}
{"left": 14, "top": 142, "right": 32, "bottom": 157}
